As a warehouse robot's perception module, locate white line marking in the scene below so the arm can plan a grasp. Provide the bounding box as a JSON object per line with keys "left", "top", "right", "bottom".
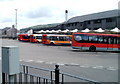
{"left": 107, "top": 67, "right": 117, "bottom": 71}
{"left": 45, "top": 62, "right": 54, "bottom": 64}
{"left": 56, "top": 63, "right": 65, "bottom": 65}
{"left": 36, "top": 61, "right": 44, "bottom": 63}
{"left": 19, "top": 60, "right": 23, "bottom": 61}
{"left": 92, "top": 66, "right": 104, "bottom": 69}
{"left": 80, "top": 65, "right": 90, "bottom": 68}
{"left": 25, "top": 60, "right": 34, "bottom": 62}
{"left": 65, "top": 63, "right": 80, "bottom": 66}
{"left": 20, "top": 59, "right": 118, "bottom": 71}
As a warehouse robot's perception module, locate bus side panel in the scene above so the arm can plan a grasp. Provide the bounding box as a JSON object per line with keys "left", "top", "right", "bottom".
{"left": 54, "top": 41, "right": 71, "bottom": 45}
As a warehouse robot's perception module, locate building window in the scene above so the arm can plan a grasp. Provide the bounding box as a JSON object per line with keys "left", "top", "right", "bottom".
{"left": 71, "top": 23, "right": 74, "bottom": 26}
{"left": 80, "top": 22, "right": 83, "bottom": 26}
{"left": 106, "top": 18, "right": 113, "bottom": 22}
{"left": 87, "top": 21, "right": 91, "bottom": 24}
{"left": 75, "top": 22, "right": 78, "bottom": 26}
{"left": 67, "top": 24, "right": 70, "bottom": 27}
{"left": 93, "top": 19, "right": 101, "bottom": 24}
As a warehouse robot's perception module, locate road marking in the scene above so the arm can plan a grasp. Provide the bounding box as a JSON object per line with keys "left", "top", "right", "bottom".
{"left": 107, "top": 67, "right": 117, "bottom": 71}
{"left": 80, "top": 65, "right": 90, "bottom": 68}
{"left": 65, "top": 63, "right": 80, "bottom": 66}
{"left": 45, "top": 62, "right": 55, "bottom": 64}
{"left": 36, "top": 61, "right": 44, "bottom": 63}
{"left": 25, "top": 60, "right": 34, "bottom": 62}
{"left": 21, "top": 60, "right": 118, "bottom": 71}
{"left": 19, "top": 60, "right": 23, "bottom": 61}
{"left": 92, "top": 66, "right": 104, "bottom": 69}
{"left": 56, "top": 63, "right": 65, "bottom": 65}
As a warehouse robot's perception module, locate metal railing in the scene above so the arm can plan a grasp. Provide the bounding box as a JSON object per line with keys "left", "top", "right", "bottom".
{"left": 2, "top": 64, "right": 101, "bottom": 84}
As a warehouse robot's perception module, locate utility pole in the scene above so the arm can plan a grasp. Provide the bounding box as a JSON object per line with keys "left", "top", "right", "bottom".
{"left": 65, "top": 10, "right": 68, "bottom": 22}
{"left": 15, "top": 9, "right": 17, "bottom": 29}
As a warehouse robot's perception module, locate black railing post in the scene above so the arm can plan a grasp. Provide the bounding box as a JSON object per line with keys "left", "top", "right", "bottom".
{"left": 55, "top": 65, "right": 59, "bottom": 84}
{"left": 2, "top": 73, "right": 6, "bottom": 84}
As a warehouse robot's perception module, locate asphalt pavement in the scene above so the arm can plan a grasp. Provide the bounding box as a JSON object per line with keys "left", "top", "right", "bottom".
{"left": 1, "top": 39, "right": 119, "bottom": 82}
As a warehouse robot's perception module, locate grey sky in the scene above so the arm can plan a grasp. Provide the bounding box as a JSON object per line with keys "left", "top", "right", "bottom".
{"left": 0, "top": 0, "right": 119, "bottom": 29}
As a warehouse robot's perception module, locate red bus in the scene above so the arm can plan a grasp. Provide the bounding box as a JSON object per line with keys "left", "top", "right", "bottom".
{"left": 30, "top": 34, "right": 42, "bottom": 43}
{"left": 18, "top": 34, "right": 30, "bottom": 42}
{"left": 42, "top": 34, "right": 72, "bottom": 45}
{"left": 72, "top": 33, "right": 120, "bottom": 51}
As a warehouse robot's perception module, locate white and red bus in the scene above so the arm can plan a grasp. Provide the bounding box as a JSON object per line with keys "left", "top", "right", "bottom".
{"left": 72, "top": 33, "right": 120, "bottom": 51}
{"left": 42, "top": 34, "right": 72, "bottom": 45}
{"left": 18, "top": 34, "right": 30, "bottom": 42}
{"left": 30, "top": 34, "right": 42, "bottom": 43}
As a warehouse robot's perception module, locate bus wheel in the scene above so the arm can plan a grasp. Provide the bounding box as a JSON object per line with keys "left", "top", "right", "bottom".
{"left": 89, "top": 46, "right": 96, "bottom": 51}
{"left": 50, "top": 42, "right": 54, "bottom": 46}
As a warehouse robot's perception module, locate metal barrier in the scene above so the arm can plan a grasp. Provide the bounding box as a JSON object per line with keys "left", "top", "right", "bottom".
{"left": 2, "top": 64, "right": 101, "bottom": 84}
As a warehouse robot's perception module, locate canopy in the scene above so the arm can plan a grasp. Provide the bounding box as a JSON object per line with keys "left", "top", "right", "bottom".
{"left": 38, "top": 30, "right": 46, "bottom": 33}
{"left": 56, "top": 29, "right": 62, "bottom": 33}
{"left": 81, "top": 28, "right": 90, "bottom": 32}
{"left": 62, "top": 29, "right": 69, "bottom": 33}
{"left": 110, "top": 27, "right": 120, "bottom": 32}
{"left": 94, "top": 28, "right": 105, "bottom": 32}
{"left": 70, "top": 29, "right": 78, "bottom": 32}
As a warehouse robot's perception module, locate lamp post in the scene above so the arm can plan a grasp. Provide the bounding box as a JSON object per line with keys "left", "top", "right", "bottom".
{"left": 15, "top": 9, "right": 17, "bottom": 29}
{"left": 65, "top": 10, "right": 68, "bottom": 22}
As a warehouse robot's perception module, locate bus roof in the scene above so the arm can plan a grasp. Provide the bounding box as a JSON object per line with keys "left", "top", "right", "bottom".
{"left": 73, "top": 32, "right": 120, "bottom": 37}
{"left": 31, "top": 34, "right": 42, "bottom": 36}
{"left": 18, "top": 34, "right": 28, "bottom": 35}
{"left": 43, "top": 34, "right": 71, "bottom": 37}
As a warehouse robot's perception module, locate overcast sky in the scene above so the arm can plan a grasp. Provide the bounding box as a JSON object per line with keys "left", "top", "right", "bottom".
{"left": 0, "top": 0, "right": 119, "bottom": 30}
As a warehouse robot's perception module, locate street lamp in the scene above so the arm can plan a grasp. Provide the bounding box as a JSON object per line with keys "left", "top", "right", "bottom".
{"left": 15, "top": 9, "right": 17, "bottom": 29}
{"left": 65, "top": 10, "right": 68, "bottom": 22}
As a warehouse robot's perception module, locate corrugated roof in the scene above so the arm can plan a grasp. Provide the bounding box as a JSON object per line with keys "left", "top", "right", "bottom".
{"left": 67, "top": 9, "right": 118, "bottom": 23}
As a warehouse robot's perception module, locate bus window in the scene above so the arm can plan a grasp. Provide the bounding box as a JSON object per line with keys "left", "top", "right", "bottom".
{"left": 118, "top": 37, "right": 120, "bottom": 44}
{"left": 98, "top": 36, "right": 104, "bottom": 43}
{"left": 36, "top": 36, "right": 42, "bottom": 39}
{"left": 66, "top": 36, "right": 72, "bottom": 41}
{"left": 74, "top": 34, "right": 82, "bottom": 42}
{"left": 23, "top": 36, "right": 30, "bottom": 39}
{"left": 103, "top": 36, "right": 108, "bottom": 44}
{"left": 107, "top": 37, "right": 114, "bottom": 44}
{"left": 113, "top": 37, "right": 118, "bottom": 44}
{"left": 89, "top": 36, "right": 98, "bottom": 43}
{"left": 82, "top": 35, "right": 89, "bottom": 41}
{"left": 59, "top": 37, "right": 64, "bottom": 41}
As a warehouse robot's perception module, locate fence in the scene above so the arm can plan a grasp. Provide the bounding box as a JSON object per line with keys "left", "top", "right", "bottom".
{"left": 2, "top": 64, "right": 100, "bottom": 84}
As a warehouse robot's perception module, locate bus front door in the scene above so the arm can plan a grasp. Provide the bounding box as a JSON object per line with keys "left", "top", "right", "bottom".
{"left": 42, "top": 35, "right": 47, "bottom": 44}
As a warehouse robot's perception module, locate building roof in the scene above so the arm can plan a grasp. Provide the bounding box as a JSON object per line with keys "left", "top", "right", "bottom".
{"left": 67, "top": 9, "right": 118, "bottom": 23}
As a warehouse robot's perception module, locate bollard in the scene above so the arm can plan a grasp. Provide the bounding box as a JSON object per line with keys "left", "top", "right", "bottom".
{"left": 55, "top": 65, "right": 59, "bottom": 84}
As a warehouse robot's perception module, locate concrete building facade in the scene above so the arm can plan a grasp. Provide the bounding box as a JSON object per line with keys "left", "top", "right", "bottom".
{"left": 61, "top": 9, "right": 119, "bottom": 30}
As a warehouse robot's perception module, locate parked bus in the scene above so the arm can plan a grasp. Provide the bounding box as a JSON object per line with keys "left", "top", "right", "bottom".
{"left": 42, "top": 34, "right": 72, "bottom": 45}
{"left": 18, "top": 34, "right": 30, "bottom": 42}
{"left": 30, "top": 34, "right": 42, "bottom": 43}
{"left": 72, "top": 33, "right": 120, "bottom": 51}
